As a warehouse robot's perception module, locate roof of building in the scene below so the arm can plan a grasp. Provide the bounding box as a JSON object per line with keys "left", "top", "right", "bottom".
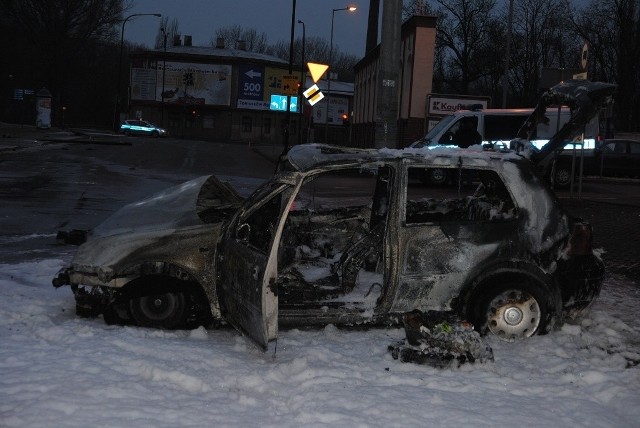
{"left": 134, "top": 44, "right": 290, "bottom": 67}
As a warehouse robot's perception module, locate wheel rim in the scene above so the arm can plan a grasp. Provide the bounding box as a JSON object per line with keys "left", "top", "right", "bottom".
{"left": 486, "top": 289, "right": 541, "bottom": 341}
{"left": 130, "top": 291, "right": 185, "bottom": 327}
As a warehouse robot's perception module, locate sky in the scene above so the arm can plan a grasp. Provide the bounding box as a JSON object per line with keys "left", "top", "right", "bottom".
{"left": 125, "top": 0, "right": 372, "bottom": 57}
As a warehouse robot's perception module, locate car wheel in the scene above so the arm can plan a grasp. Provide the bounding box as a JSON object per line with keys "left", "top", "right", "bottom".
{"left": 553, "top": 164, "right": 572, "bottom": 188}
{"left": 129, "top": 290, "right": 186, "bottom": 329}
{"left": 426, "top": 168, "right": 448, "bottom": 185}
{"left": 151, "top": 130, "right": 159, "bottom": 137}
{"left": 469, "top": 280, "right": 552, "bottom": 341}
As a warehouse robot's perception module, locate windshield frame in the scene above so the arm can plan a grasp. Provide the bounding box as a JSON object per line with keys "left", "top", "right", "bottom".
{"left": 412, "top": 115, "right": 458, "bottom": 148}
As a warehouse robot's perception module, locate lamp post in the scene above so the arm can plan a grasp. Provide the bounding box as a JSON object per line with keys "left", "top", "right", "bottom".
{"left": 114, "top": 13, "right": 161, "bottom": 130}
{"left": 160, "top": 26, "right": 167, "bottom": 127}
{"left": 298, "top": 19, "right": 305, "bottom": 144}
{"left": 281, "top": 0, "right": 297, "bottom": 158}
{"left": 325, "top": 5, "right": 356, "bottom": 143}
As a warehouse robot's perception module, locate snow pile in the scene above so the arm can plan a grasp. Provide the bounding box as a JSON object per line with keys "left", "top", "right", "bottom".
{"left": 1, "top": 260, "right": 639, "bottom": 427}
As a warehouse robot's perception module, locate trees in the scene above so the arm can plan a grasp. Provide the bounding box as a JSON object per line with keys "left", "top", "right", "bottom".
{"left": 0, "top": 0, "right": 127, "bottom": 126}
{"left": 571, "top": 0, "right": 640, "bottom": 132}
{"left": 213, "top": 25, "right": 358, "bottom": 81}
{"left": 507, "top": 0, "right": 574, "bottom": 105}
{"left": 430, "top": 0, "right": 500, "bottom": 94}
{"left": 213, "top": 25, "right": 269, "bottom": 53}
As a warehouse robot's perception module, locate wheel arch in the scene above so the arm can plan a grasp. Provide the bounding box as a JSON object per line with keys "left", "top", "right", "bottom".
{"left": 456, "top": 262, "right": 563, "bottom": 333}
{"left": 118, "top": 261, "right": 212, "bottom": 311}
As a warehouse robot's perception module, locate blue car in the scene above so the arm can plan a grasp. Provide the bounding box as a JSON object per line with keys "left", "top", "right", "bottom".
{"left": 119, "top": 119, "right": 167, "bottom": 137}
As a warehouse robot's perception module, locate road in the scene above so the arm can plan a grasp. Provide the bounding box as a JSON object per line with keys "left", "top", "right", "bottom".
{"left": 0, "top": 136, "right": 275, "bottom": 263}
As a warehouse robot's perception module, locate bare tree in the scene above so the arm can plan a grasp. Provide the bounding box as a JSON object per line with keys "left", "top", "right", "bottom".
{"left": 155, "top": 17, "right": 180, "bottom": 49}
{"left": 213, "top": 25, "right": 269, "bottom": 52}
{"left": 507, "top": 0, "right": 573, "bottom": 105}
{"left": 268, "top": 36, "right": 356, "bottom": 81}
{"left": 431, "top": 0, "right": 499, "bottom": 94}
{"left": 570, "top": 0, "right": 640, "bottom": 132}
{"left": 0, "top": 0, "right": 128, "bottom": 126}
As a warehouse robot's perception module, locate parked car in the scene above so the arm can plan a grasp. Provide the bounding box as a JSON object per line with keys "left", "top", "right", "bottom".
{"left": 119, "top": 119, "right": 167, "bottom": 137}
{"left": 53, "top": 81, "right": 613, "bottom": 349}
{"left": 552, "top": 139, "right": 640, "bottom": 187}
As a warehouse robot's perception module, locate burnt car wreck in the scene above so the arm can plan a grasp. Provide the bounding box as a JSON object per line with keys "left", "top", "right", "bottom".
{"left": 53, "top": 81, "right": 615, "bottom": 350}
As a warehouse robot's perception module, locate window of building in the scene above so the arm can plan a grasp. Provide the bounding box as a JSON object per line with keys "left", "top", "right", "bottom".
{"left": 242, "top": 116, "right": 253, "bottom": 133}
{"left": 203, "top": 115, "right": 215, "bottom": 129}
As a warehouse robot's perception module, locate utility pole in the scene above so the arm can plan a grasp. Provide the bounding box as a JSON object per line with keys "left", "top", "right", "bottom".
{"left": 374, "top": 0, "right": 401, "bottom": 148}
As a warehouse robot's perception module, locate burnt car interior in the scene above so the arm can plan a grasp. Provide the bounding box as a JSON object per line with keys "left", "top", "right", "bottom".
{"left": 276, "top": 166, "right": 392, "bottom": 308}
{"left": 249, "top": 163, "right": 519, "bottom": 315}
{"left": 406, "top": 167, "right": 517, "bottom": 224}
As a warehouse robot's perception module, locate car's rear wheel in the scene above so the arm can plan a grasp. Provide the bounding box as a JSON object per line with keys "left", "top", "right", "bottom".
{"left": 469, "top": 280, "right": 553, "bottom": 341}
{"left": 129, "top": 290, "right": 186, "bottom": 329}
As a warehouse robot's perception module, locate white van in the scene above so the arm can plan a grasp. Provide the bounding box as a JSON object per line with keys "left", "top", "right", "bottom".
{"left": 412, "top": 107, "right": 598, "bottom": 151}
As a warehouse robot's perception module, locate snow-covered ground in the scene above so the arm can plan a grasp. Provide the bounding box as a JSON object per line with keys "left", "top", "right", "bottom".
{"left": 1, "top": 258, "right": 639, "bottom": 427}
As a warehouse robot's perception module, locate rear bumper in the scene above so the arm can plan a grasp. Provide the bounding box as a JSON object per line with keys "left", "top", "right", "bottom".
{"left": 557, "top": 254, "right": 605, "bottom": 319}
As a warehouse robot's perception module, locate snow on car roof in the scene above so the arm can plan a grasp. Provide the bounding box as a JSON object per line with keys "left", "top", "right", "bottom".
{"left": 286, "top": 143, "right": 524, "bottom": 172}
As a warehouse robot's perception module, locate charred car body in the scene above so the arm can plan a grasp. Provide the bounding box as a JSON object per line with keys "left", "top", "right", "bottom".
{"left": 53, "top": 81, "right": 614, "bottom": 349}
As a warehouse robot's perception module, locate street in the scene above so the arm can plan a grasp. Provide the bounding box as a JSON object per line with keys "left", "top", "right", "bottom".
{"left": 0, "top": 135, "right": 275, "bottom": 263}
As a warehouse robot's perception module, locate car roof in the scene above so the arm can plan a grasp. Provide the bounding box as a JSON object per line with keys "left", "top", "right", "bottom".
{"left": 285, "top": 143, "right": 524, "bottom": 172}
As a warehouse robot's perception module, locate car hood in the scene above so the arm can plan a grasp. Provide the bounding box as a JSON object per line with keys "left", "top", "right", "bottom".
{"left": 70, "top": 175, "right": 242, "bottom": 284}
{"left": 91, "top": 175, "right": 242, "bottom": 239}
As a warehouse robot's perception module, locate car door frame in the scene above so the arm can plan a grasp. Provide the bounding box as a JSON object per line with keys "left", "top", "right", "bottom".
{"left": 217, "top": 175, "right": 301, "bottom": 350}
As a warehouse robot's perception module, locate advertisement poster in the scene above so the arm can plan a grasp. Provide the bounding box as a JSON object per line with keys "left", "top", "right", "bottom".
{"left": 151, "top": 62, "right": 232, "bottom": 106}
{"left": 236, "top": 65, "right": 301, "bottom": 110}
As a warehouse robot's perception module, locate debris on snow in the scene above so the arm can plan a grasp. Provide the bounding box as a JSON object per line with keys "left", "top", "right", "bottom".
{"left": 389, "top": 310, "right": 494, "bottom": 368}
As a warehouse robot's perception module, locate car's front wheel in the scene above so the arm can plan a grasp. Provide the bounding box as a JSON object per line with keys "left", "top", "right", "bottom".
{"left": 424, "top": 168, "right": 449, "bottom": 185}
{"left": 469, "top": 280, "right": 554, "bottom": 341}
{"left": 129, "top": 290, "right": 186, "bottom": 329}
{"left": 553, "top": 163, "right": 573, "bottom": 188}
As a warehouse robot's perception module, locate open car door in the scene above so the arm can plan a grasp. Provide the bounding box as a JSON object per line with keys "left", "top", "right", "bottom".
{"left": 217, "top": 180, "right": 296, "bottom": 350}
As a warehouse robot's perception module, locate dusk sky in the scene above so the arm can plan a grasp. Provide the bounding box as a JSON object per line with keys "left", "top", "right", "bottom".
{"left": 125, "top": 0, "right": 372, "bottom": 57}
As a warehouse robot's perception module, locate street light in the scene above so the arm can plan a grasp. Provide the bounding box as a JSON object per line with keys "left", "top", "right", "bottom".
{"left": 160, "top": 26, "right": 167, "bottom": 126}
{"left": 298, "top": 19, "right": 305, "bottom": 144}
{"left": 114, "top": 13, "right": 161, "bottom": 130}
{"left": 325, "top": 5, "right": 356, "bottom": 143}
{"left": 282, "top": 0, "right": 297, "bottom": 156}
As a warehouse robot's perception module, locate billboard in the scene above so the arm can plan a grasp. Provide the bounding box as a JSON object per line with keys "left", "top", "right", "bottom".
{"left": 131, "top": 62, "right": 232, "bottom": 106}
{"left": 237, "top": 65, "right": 302, "bottom": 110}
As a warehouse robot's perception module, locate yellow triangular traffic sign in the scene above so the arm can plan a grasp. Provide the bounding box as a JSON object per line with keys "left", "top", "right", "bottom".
{"left": 307, "top": 62, "right": 329, "bottom": 83}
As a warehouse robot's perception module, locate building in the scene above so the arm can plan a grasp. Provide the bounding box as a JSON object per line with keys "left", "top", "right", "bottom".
{"left": 353, "top": 15, "right": 437, "bottom": 148}
{"left": 127, "top": 36, "right": 353, "bottom": 146}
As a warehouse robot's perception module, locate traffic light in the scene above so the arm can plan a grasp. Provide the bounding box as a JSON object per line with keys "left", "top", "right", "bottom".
{"left": 341, "top": 113, "right": 350, "bottom": 127}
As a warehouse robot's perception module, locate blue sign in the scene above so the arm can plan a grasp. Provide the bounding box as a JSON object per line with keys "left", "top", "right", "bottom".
{"left": 270, "top": 95, "right": 298, "bottom": 112}
{"left": 238, "top": 65, "right": 264, "bottom": 101}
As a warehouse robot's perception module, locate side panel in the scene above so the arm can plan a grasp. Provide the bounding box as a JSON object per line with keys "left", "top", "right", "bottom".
{"left": 393, "top": 164, "right": 520, "bottom": 312}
